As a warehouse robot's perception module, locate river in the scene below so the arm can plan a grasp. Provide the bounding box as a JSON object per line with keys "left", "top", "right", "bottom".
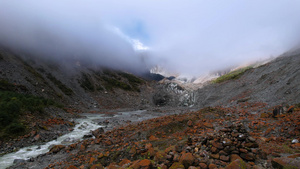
{"left": 0, "top": 109, "right": 165, "bottom": 169}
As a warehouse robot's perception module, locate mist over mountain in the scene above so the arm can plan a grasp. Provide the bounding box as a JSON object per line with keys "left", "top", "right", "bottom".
{"left": 1, "top": 1, "right": 300, "bottom": 76}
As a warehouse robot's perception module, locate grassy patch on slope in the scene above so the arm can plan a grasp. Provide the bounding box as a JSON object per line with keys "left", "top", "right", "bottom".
{"left": 0, "top": 79, "right": 58, "bottom": 139}
{"left": 212, "top": 66, "right": 253, "bottom": 84}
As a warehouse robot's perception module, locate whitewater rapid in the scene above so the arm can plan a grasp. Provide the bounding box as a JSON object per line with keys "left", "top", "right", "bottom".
{"left": 0, "top": 113, "right": 104, "bottom": 169}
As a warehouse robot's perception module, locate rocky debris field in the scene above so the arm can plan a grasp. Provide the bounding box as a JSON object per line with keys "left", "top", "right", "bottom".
{"left": 10, "top": 102, "right": 300, "bottom": 169}
{"left": 0, "top": 107, "right": 78, "bottom": 155}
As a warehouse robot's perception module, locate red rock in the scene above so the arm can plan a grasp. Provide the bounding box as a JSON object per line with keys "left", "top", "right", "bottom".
{"left": 188, "top": 166, "right": 198, "bottom": 169}
{"left": 66, "top": 165, "right": 78, "bottom": 169}
{"left": 225, "top": 159, "right": 247, "bottom": 169}
{"left": 157, "top": 164, "right": 168, "bottom": 169}
{"left": 212, "top": 141, "right": 224, "bottom": 149}
{"left": 154, "top": 151, "right": 166, "bottom": 162}
{"left": 34, "top": 134, "right": 40, "bottom": 141}
{"left": 119, "top": 159, "right": 131, "bottom": 166}
{"left": 199, "top": 163, "right": 208, "bottom": 169}
{"left": 230, "top": 154, "right": 242, "bottom": 162}
{"left": 220, "top": 155, "right": 230, "bottom": 162}
{"left": 170, "top": 162, "right": 185, "bottom": 169}
{"left": 271, "top": 157, "right": 300, "bottom": 169}
{"left": 138, "top": 159, "right": 152, "bottom": 169}
{"left": 106, "top": 163, "right": 119, "bottom": 169}
{"left": 208, "top": 163, "right": 218, "bottom": 169}
{"left": 49, "top": 145, "right": 65, "bottom": 154}
{"left": 145, "top": 143, "right": 152, "bottom": 149}
{"left": 89, "top": 157, "right": 96, "bottom": 164}
{"left": 149, "top": 135, "right": 158, "bottom": 141}
{"left": 211, "top": 147, "right": 218, "bottom": 153}
{"left": 239, "top": 148, "right": 247, "bottom": 153}
{"left": 187, "top": 120, "right": 193, "bottom": 127}
{"left": 204, "top": 122, "right": 213, "bottom": 128}
{"left": 80, "top": 144, "right": 85, "bottom": 151}
{"left": 291, "top": 143, "right": 300, "bottom": 149}
{"left": 287, "top": 154, "right": 300, "bottom": 158}
{"left": 210, "top": 153, "right": 219, "bottom": 159}
{"left": 90, "top": 164, "right": 104, "bottom": 169}
{"left": 240, "top": 153, "right": 254, "bottom": 161}
{"left": 180, "top": 152, "right": 195, "bottom": 168}
{"left": 130, "top": 160, "right": 140, "bottom": 169}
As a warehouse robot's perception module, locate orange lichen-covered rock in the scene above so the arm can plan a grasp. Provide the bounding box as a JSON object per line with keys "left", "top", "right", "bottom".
{"left": 118, "top": 159, "right": 131, "bottom": 167}
{"left": 225, "top": 159, "right": 249, "bottom": 169}
{"left": 180, "top": 152, "right": 195, "bottom": 168}
{"left": 169, "top": 162, "right": 185, "bottom": 169}
{"left": 138, "top": 159, "right": 152, "bottom": 169}
{"left": 90, "top": 164, "right": 104, "bottom": 169}
{"left": 66, "top": 165, "right": 78, "bottom": 169}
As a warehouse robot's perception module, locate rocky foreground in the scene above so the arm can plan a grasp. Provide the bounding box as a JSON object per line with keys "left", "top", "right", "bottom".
{"left": 10, "top": 102, "right": 300, "bottom": 169}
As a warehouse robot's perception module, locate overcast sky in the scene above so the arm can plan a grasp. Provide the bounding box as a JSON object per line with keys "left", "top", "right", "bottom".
{"left": 1, "top": 1, "right": 300, "bottom": 75}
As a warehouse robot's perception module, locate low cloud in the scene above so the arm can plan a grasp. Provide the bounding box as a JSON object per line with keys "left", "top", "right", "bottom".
{"left": 1, "top": 1, "right": 300, "bottom": 75}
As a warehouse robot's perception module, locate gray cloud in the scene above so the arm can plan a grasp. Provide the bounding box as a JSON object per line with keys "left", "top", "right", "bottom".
{"left": 1, "top": 1, "right": 300, "bottom": 75}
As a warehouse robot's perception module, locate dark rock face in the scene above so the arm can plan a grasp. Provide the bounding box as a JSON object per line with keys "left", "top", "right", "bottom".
{"left": 153, "top": 91, "right": 171, "bottom": 106}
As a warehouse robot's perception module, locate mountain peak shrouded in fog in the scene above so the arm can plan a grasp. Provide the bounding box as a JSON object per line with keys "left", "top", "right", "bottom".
{"left": 1, "top": 1, "right": 300, "bottom": 75}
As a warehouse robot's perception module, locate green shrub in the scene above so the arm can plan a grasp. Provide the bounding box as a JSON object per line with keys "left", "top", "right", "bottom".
{"left": 5, "top": 123, "right": 25, "bottom": 134}
{"left": 102, "top": 76, "right": 133, "bottom": 91}
{"left": 0, "top": 89, "right": 58, "bottom": 138}
{"left": 212, "top": 66, "right": 253, "bottom": 83}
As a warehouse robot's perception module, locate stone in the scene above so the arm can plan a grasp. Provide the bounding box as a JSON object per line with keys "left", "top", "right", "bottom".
{"left": 92, "top": 128, "right": 104, "bottom": 138}
{"left": 80, "top": 144, "right": 85, "bottom": 151}
{"left": 220, "top": 155, "right": 230, "bottom": 162}
{"left": 212, "top": 141, "right": 224, "bottom": 149}
{"left": 138, "top": 159, "right": 152, "bottom": 169}
{"left": 208, "top": 163, "right": 218, "bottom": 169}
{"left": 204, "top": 122, "right": 213, "bottom": 128}
{"left": 106, "top": 163, "right": 119, "bottom": 169}
{"left": 211, "top": 147, "right": 218, "bottom": 153}
{"left": 199, "top": 163, "right": 208, "bottom": 169}
{"left": 219, "top": 150, "right": 228, "bottom": 156}
{"left": 210, "top": 153, "right": 219, "bottom": 159}
{"left": 90, "top": 164, "right": 104, "bottom": 169}
{"left": 180, "top": 152, "right": 195, "bottom": 168}
{"left": 239, "top": 148, "right": 248, "bottom": 153}
{"left": 187, "top": 120, "right": 193, "bottom": 127}
{"left": 119, "top": 159, "right": 131, "bottom": 166}
{"left": 66, "top": 165, "right": 78, "bottom": 169}
{"left": 49, "top": 145, "right": 65, "bottom": 154}
{"left": 170, "top": 162, "right": 185, "bottom": 169}
{"left": 230, "top": 154, "right": 242, "bottom": 162}
{"left": 244, "top": 142, "right": 259, "bottom": 148}
{"left": 34, "top": 134, "right": 40, "bottom": 141}
{"left": 225, "top": 159, "right": 247, "bottom": 169}
{"left": 291, "top": 143, "right": 300, "bottom": 149}
{"left": 271, "top": 157, "right": 300, "bottom": 169}
{"left": 240, "top": 152, "right": 254, "bottom": 161}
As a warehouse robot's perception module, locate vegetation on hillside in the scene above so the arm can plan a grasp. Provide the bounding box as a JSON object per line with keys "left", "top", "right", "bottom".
{"left": 212, "top": 66, "right": 253, "bottom": 83}
{"left": 0, "top": 79, "right": 58, "bottom": 139}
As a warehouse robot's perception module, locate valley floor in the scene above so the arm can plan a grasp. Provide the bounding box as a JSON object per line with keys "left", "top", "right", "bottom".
{"left": 8, "top": 102, "right": 300, "bottom": 169}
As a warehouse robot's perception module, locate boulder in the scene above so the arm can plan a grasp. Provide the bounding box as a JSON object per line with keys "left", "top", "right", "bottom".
{"left": 90, "top": 164, "right": 104, "bottom": 169}
{"left": 92, "top": 128, "right": 104, "bottom": 138}
{"left": 271, "top": 157, "right": 300, "bottom": 169}
{"left": 180, "top": 152, "right": 195, "bottom": 168}
{"left": 170, "top": 162, "right": 185, "bottom": 169}
{"left": 49, "top": 145, "right": 65, "bottom": 154}
{"left": 225, "top": 159, "right": 248, "bottom": 169}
